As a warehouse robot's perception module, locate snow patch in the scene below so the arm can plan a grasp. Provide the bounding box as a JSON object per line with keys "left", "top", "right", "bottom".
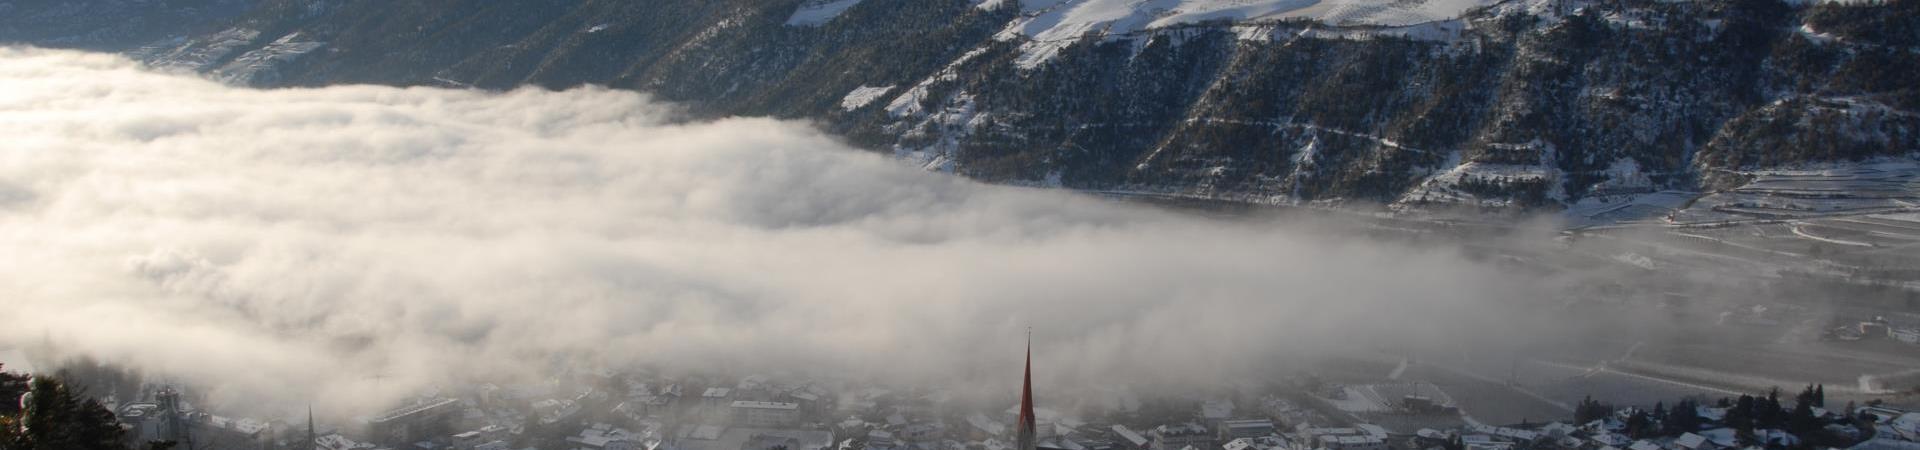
{"left": 787, "top": 0, "right": 866, "bottom": 27}
{"left": 884, "top": 46, "right": 991, "bottom": 117}
{"left": 995, "top": 0, "right": 1497, "bottom": 69}
{"left": 137, "top": 27, "right": 262, "bottom": 73}
{"left": 841, "top": 85, "right": 896, "bottom": 111}
{"left": 211, "top": 32, "right": 326, "bottom": 85}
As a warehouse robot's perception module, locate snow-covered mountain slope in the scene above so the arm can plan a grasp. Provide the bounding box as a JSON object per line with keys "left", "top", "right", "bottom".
{"left": 989, "top": 0, "right": 1497, "bottom": 67}
{"left": 7, "top": 0, "right": 1914, "bottom": 215}
{"left": 0, "top": 0, "right": 257, "bottom": 50}
{"left": 999, "top": 0, "right": 1493, "bottom": 37}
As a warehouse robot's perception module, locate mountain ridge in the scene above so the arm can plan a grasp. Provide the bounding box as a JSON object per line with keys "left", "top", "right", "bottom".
{"left": 3, "top": 0, "right": 1915, "bottom": 221}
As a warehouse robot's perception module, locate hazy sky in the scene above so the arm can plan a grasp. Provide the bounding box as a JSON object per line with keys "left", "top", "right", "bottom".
{"left": 0, "top": 48, "right": 1554, "bottom": 415}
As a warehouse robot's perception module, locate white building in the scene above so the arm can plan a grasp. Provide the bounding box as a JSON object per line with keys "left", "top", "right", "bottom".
{"left": 1152, "top": 424, "right": 1214, "bottom": 450}
{"left": 1113, "top": 425, "right": 1150, "bottom": 450}
{"left": 1217, "top": 420, "right": 1276, "bottom": 441}
{"left": 705, "top": 388, "right": 736, "bottom": 408}
{"left": 1223, "top": 436, "right": 1289, "bottom": 450}
{"left": 1292, "top": 427, "right": 1385, "bottom": 450}
{"left": 1892, "top": 328, "right": 1920, "bottom": 345}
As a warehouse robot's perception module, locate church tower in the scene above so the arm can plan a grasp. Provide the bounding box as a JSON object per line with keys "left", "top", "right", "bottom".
{"left": 1016, "top": 334, "right": 1037, "bottom": 450}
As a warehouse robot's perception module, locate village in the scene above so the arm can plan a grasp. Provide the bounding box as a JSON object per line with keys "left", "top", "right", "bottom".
{"left": 91, "top": 354, "right": 1920, "bottom": 450}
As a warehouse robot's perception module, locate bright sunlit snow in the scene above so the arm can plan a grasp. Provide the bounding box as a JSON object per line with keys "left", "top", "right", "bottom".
{"left": 786, "top": 0, "right": 867, "bottom": 27}
{"left": 993, "top": 0, "right": 1498, "bottom": 68}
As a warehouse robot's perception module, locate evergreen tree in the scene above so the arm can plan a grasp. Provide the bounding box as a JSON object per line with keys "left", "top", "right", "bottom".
{"left": 1666, "top": 399, "right": 1699, "bottom": 434}
{"left": 1814, "top": 385, "right": 1826, "bottom": 408}
{"left": 1789, "top": 398, "right": 1819, "bottom": 436}
{"left": 1577, "top": 396, "right": 1617, "bottom": 424}
{"left": 1729, "top": 395, "right": 1756, "bottom": 430}
{"left": 6, "top": 375, "right": 129, "bottom": 450}
{"left": 1755, "top": 388, "right": 1784, "bottom": 430}
{"left": 0, "top": 364, "right": 25, "bottom": 416}
{"left": 1626, "top": 410, "right": 1653, "bottom": 439}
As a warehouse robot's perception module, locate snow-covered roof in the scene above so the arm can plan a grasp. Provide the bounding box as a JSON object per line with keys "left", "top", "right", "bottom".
{"left": 1853, "top": 438, "right": 1920, "bottom": 450}
{"left": 969, "top": 413, "right": 1007, "bottom": 436}
{"left": 1112, "top": 425, "right": 1149, "bottom": 447}
{"left": 731, "top": 401, "right": 799, "bottom": 410}
{"left": 1698, "top": 429, "right": 1737, "bottom": 447}
{"left": 1592, "top": 433, "right": 1632, "bottom": 446}
{"left": 1673, "top": 432, "right": 1708, "bottom": 450}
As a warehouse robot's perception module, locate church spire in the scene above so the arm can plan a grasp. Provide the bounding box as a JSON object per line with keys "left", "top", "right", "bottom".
{"left": 1017, "top": 331, "right": 1037, "bottom": 450}
{"left": 306, "top": 404, "right": 317, "bottom": 450}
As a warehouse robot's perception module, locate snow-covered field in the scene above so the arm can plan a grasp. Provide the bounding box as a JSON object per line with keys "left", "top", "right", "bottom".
{"left": 1672, "top": 160, "right": 1920, "bottom": 225}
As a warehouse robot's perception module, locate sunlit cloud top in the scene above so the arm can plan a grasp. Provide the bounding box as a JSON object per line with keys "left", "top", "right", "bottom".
{"left": 0, "top": 47, "right": 1545, "bottom": 416}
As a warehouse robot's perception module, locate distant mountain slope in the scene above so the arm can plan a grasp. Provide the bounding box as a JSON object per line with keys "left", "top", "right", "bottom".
{"left": 0, "top": 0, "right": 255, "bottom": 50}
{"left": 6, "top": 0, "right": 1916, "bottom": 217}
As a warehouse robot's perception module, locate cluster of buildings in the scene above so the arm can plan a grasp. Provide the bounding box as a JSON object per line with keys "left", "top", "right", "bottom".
{"left": 1831, "top": 317, "right": 1920, "bottom": 344}
{"left": 86, "top": 340, "right": 1920, "bottom": 450}
{"left": 1392, "top": 403, "right": 1920, "bottom": 450}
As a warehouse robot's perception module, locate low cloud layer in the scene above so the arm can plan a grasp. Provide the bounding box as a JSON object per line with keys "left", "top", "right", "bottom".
{"left": 0, "top": 48, "right": 1552, "bottom": 414}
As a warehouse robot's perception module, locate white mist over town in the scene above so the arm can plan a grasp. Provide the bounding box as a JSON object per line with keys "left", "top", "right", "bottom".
{"left": 0, "top": 48, "right": 1548, "bottom": 412}
{"left": 3, "top": 45, "right": 1918, "bottom": 450}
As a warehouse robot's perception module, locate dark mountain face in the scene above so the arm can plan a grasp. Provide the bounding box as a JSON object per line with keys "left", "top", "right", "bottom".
{"left": 0, "top": 0, "right": 256, "bottom": 50}
{"left": 9, "top": 0, "right": 1916, "bottom": 211}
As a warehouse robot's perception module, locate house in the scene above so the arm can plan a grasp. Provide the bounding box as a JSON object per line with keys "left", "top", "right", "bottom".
{"left": 1461, "top": 434, "right": 1510, "bottom": 450}
{"left": 1670, "top": 432, "right": 1711, "bottom": 450}
{"left": 453, "top": 425, "right": 510, "bottom": 450}
{"left": 1694, "top": 407, "right": 1727, "bottom": 424}
{"left": 1590, "top": 433, "right": 1631, "bottom": 448}
{"left": 968, "top": 413, "right": 1008, "bottom": 440}
{"left": 1293, "top": 427, "right": 1385, "bottom": 450}
{"left": 704, "top": 388, "right": 735, "bottom": 408}
{"left": 1222, "top": 437, "right": 1288, "bottom": 450}
{"left": 1893, "top": 412, "right": 1920, "bottom": 441}
{"left": 1696, "top": 429, "right": 1736, "bottom": 448}
{"left": 899, "top": 423, "right": 943, "bottom": 444}
{"left": 732, "top": 401, "right": 801, "bottom": 427}
{"left": 1538, "top": 423, "right": 1576, "bottom": 439}
{"left": 1756, "top": 429, "right": 1800, "bottom": 447}
{"left": 1217, "top": 420, "right": 1276, "bottom": 441}
{"left": 1152, "top": 423, "right": 1214, "bottom": 450}
{"left": 1112, "top": 425, "right": 1150, "bottom": 450}
{"left": 1892, "top": 328, "right": 1920, "bottom": 345}
{"left": 568, "top": 423, "right": 649, "bottom": 450}
{"left": 317, "top": 433, "right": 378, "bottom": 450}
{"left": 1466, "top": 425, "right": 1538, "bottom": 443}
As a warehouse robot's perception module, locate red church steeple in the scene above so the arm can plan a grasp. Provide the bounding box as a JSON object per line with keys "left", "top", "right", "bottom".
{"left": 1017, "top": 332, "right": 1037, "bottom": 450}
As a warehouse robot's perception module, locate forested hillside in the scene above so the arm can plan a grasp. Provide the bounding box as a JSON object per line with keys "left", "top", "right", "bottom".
{"left": 6, "top": 0, "right": 1915, "bottom": 212}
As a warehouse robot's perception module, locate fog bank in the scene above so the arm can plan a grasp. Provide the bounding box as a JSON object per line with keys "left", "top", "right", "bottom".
{"left": 0, "top": 48, "right": 1554, "bottom": 415}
